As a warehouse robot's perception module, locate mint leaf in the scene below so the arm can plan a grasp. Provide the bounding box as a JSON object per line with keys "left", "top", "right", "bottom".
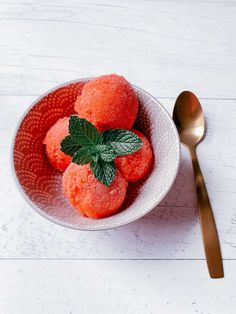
{"left": 96, "top": 144, "right": 117, "bottom": 162}
{"left": 91, "top": 154, "right": 99, "bottom": 163}
{"left": 72, "top": 147, "right": 94, "bottom": 165}
{"left": 61, "top": 116, "right": 144, "bottom": 186}
{"left": 103, "top": 129, "right": 142, "bottom": 156}
{"left": 60, "top": 135, "right": 81, "bottom": 157}
{"left": 91, "top": 159, "right": 116, "bottom": 186}
{"left": 69, "top": 116, "right": 103, "bottom": 147}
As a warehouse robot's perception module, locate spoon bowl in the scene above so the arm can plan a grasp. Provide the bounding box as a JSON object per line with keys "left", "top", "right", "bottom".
{"left": 173, "top": 91, "right": 205, "bottom": 149}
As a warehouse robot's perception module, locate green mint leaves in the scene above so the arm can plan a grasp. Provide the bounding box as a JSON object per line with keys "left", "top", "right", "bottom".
{"left": 103, "top": 129, "right": 143, "bottom": 156}
{"left": 69, "top": 115, "right": 103, "bottom": 147}
{"left": 60, "top": 116, "right": 142, "bottom": 186}
{"left": 72, "top": 147, "right": 94, "bottom": 165}
{"left": 60, "top": 135, "right": 82, "bottom": 157}
{"left": 96, "top": 145, "right": 117, "bottom": 162}
{"left": 91, "top": 160, "right": 116, "bottom": 187}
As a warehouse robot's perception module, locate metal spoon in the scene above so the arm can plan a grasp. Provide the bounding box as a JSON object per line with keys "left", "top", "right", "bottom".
{"left": 173, "top": 91, "right": 224, "bottom": 278}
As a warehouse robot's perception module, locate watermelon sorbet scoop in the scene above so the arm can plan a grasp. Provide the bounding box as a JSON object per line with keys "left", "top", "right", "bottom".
{"left": 62, "top": 163, "right": 128, "bottom": 218}
{"left": 74, "top": 74, "right": 139, "bottom": 131}
{"left": 43, "top": 117, "right": 72, "bottom": 172}
{"left": 115, "top": 129, "right": 153, "bottom": 182}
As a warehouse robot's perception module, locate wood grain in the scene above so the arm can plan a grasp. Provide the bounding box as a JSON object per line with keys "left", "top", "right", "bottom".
{"left": 0, "top": 260, "right": 236, "bottom": 314}
{"left": 0, "top": 0, "right": 236, "bottom": 312}
{"left": 0, "top": 0, "right": 235, "bottom": 98}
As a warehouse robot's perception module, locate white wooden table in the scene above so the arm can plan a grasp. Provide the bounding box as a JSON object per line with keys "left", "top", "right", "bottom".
{"left": 0, "top": 1, "right": 236, "bottom": 313}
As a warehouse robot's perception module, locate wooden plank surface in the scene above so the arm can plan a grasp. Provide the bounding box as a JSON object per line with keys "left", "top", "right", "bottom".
{"left": 0, "top": 0, "right": 235, "bottom": 98}
{"left": 0, "top": 0, "right": 236, "bottom": 313}
{"left": 0, "top": 260, "right": 236, "bottom": 314}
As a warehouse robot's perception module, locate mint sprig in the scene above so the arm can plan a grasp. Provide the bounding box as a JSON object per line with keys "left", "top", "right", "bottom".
{"left": 69, "top": 116, "right": 103, "bottom": 147}
{"left": 96, "top": 145, "right": 117, "bottom": 162}
{"left": 60, "top": 116, "right": 143, "bottom": 186}
{"left": 72, "top": 147, "right": 94, "bottom": 165}
{"left": 103, "top": 129, "right": 142, "bottom": 156}
{"left": 91, "top": 159, "right": 116, "bottom": 186}
{"left": 60, "top": 135, "right": 82, "bottom": 157}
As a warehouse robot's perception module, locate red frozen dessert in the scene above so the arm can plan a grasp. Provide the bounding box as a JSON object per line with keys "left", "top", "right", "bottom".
{"left": 43, "top": 117, "right": 71, "bottom": 172}
{"left": 62, "top": 163, "right": 128, "bottom": 218}
{"left": 74, "top": 74, "right": 138, "bottom": 131}
{"left": 115, "top": 129, "right": 153, "bottom": 182}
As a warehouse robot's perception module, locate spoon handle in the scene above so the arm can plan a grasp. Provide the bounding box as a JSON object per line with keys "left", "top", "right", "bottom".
{"left": 190, "top": 148, "right": 224, "bottom": 278}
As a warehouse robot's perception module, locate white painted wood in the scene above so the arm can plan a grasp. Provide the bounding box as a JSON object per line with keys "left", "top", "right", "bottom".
{"left": 0, "top": 260, "right": 236, "bottom": 314}
{"left": 0, "top": 0, "right": 235, "bottom": 98}
{"left": 1, "top": 97, "right": 235, "bottom": 259}
{"left": 1, "top": 1, "right": 236, "bottom": 312}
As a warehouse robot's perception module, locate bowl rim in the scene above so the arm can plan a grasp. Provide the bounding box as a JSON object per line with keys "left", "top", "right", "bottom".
{"left": 11, "top": 77, "right": 180, "bottom": 231}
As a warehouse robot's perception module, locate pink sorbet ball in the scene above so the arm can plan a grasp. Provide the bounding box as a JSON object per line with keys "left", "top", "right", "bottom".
{"left": 115, "top": 129, "right": 153, "bottom": 182}
{"left": 74, "top": 74, "right": 139, "bottom": 131}
{"left": 43, "top": 117, "right": 71, "bottom": 172}
{"left": 62, "top": 163, "right": 128, "bottom": 218}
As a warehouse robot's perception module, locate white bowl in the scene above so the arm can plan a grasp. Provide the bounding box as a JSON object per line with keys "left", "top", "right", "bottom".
{"left": 12, "top": 79, "right": 180, "bottom": 231}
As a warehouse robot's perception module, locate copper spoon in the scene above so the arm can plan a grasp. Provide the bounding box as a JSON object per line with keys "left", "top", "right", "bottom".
{"left": 173, "top": 91, "right": 224, "bottom": 278}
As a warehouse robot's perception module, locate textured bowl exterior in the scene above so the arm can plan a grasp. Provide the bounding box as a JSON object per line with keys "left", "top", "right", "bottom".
{"left": 12, "top": 79, "right": 180, "bottom": 230}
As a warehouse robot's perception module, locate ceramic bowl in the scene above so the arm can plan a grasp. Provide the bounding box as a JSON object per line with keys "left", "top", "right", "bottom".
{"left": 12, "top": 79, "right": 180, "bottom": 230}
